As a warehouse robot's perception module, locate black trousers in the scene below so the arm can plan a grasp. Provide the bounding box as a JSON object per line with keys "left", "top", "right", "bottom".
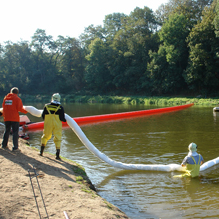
{"left": 2, "top": 121, "right": 19, "bottom": 149}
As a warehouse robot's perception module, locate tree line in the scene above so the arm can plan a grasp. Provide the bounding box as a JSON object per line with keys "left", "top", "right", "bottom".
{"left": 0, "top": 0, "right": 218, "bottom": 97}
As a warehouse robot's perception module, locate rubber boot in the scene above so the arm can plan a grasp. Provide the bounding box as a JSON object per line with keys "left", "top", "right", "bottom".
{"left": 40, "top": 145, "right": 45, "bottom": 156}
{"left": 56, "top": 149, "right": 61, "bottom": 160}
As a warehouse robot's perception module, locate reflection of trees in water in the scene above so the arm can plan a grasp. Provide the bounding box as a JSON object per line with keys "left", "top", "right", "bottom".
{"left": 213, "top": 111, "right": 219, "bottom": 122}
{"left": 97, "top": 169, "right": 171, "bottom": 187}
{"left": 200, "top": 164, "right": 219, "bottom": 184}
{"left": 96, "top": 165, "right": 219, "bottom": 218}
{"left": 98, "top": 164, "right": 219, "bottom": 188}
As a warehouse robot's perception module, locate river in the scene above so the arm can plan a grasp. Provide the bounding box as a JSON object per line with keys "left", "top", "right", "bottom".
{"left": 26, "top": 103, "right": 219, "bottom": 219}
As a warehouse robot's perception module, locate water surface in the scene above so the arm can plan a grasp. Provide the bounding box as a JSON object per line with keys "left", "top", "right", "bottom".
{"left": 27, "top": 103, "right": 219, "bottom": 219}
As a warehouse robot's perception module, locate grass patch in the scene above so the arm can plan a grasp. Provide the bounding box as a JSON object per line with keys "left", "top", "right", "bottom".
{"left": 104, "top": 200, "right": 113, "bottom": 210}
{"left": 81, "top": 186, "right": 92, "bottom": 193}
{"left": 2, "top": 94, "right": 219, "bottom": 106}
{"left": 76, "top": 176, "right": 84, "bottom": 183}
{"left": 72, "top": 165, "right": 86, "bottom": 176}
{"left": 81, "top": 186, "right": 97, "bottom": 198}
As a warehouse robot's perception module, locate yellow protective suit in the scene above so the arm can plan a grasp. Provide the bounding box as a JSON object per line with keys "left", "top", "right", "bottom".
{"left": 184, "top": 155, "right": 201, "bottom": 177}
{"left": 174, "top": 155, "right": 201, "bottom": 178}
{"left": 41, "top": 105, "right": 62, "bottom": 149}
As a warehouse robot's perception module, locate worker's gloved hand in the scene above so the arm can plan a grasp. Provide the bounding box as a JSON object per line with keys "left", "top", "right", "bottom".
{"left": 0, "top": 111, "right": 2, "bottom": 116}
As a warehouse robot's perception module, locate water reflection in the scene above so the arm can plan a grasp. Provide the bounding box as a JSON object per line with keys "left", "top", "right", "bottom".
{"left": 27, "top": 103, "right": 219, "bottom": 219}
{"left": 97, "top": 168, "right": 219, "bottom": 219}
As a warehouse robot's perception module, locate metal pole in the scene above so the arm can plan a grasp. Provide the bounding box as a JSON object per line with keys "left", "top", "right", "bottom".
{"left": 28, "top": 165, "right": 49, "bottom": 218}
{"left": 28, "top": 169, "right": 42, "bottom": 219}
{"left": 33, "top": 166, "right": 49, "bottom": 219}
{"left": 63, "top": 211, "right": 69, "bottom": 219}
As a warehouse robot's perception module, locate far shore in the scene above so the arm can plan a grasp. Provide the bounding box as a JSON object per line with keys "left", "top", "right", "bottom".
{"left": 1, "top": 94, "right": 219, "bottom": 106}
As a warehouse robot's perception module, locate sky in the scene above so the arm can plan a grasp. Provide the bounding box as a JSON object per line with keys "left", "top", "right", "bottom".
{"left": 0, "top": 0, "right": 169, "bottom": 44}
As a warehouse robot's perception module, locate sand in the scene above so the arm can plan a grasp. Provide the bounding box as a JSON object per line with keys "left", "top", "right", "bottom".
{"left": 0, "top": 125, "right": 129, "bottom": 219}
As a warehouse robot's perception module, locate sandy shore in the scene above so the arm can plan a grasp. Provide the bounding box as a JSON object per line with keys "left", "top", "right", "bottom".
{"left": 0, "top": 125, "right": 129, "bottom": 219}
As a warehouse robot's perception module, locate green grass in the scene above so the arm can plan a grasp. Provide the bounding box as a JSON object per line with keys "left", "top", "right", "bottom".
{"left": 1, "top": 94, "right": 219, "bottom": 107}
{"left": 61, "top": 95, "right": 219, "bottom": 106}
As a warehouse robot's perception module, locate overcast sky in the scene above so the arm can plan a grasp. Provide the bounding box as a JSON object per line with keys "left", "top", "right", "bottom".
{"left": 0, "top": 0, "right": 169, "bottom": 44}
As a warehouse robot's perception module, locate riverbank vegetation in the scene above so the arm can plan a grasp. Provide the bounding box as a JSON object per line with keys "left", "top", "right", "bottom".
{"left": 0, "top": 0, "right": 218, "bottom": 98}
{"left": 1, "top": 94, "right": 218, "bottom": 106}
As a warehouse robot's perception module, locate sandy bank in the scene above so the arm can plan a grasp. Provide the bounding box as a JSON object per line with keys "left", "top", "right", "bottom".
{"left": 0, "top": 126, "right": 129, "bottom": 219}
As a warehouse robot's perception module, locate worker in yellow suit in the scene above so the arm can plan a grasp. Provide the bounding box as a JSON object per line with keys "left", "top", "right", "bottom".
{"left": 174, "top": 143, "right": 204, "bottom": 178}
{"left": 40, "top": 93, "right": 66, "bottom": 159}
{"left": 181, "top": 143, "right": 204, "bottom": 177}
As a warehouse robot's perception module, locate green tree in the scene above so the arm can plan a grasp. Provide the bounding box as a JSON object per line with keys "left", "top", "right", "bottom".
{"left": 85, "top": 38, "right": 113, "bottom": 93}
{"left": 147, "top": 47, "right": 169, "bottom": 95}
{"left": 0, "top": 44, "right": 6, "bottom": 92}
{"left": 30, "top": 29, "right": 58, "bottom": 92}
{"left": 108, "top": 7, "right": 159, "bottom": 94}
{"left": 156, "top": 0, "right": 213, "bottom": 24}
{"left": 127, "top": 7, "right": 160, "bottom": 93}
{"left": 148, "top": 13, "right": 190, "bottom": 94}
{"left": 103, "top": 13, "right": 128, "bottom": 40}
{"left": 214, "top": 0, "right": 219, "bottom": 37}
{"left": 56, "top": 36, "right": 85, "bottom": 93}
{"left": 185, "top": 1, "right": 219, "bottom": 95}
{"left": 0, "top": 41, "right": 33, "bottom": 93}
{"left": 80, "top": 25, "right": 105, "bottom": 51}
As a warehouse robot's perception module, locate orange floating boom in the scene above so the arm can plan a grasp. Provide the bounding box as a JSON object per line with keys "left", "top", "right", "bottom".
{"left": 24, "top": 103, "right": 194, "bottom": 131}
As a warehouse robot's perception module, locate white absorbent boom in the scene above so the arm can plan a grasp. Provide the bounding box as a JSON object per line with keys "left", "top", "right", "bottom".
{"left": 1, "top": 106, "right": 218, "bottom": 172}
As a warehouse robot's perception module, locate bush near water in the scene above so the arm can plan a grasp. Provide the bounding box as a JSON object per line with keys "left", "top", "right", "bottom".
{"left": 1, "top": 94, "right": 219, "bottom": 106}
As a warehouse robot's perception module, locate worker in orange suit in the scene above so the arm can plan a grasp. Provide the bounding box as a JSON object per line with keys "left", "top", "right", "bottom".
{"left": 1, "top": 87, "right": 27, "bottom": 151}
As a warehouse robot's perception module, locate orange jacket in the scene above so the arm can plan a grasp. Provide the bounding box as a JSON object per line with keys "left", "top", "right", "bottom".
{"left": 2, "top": 93, "right": 27, "bottom": 122}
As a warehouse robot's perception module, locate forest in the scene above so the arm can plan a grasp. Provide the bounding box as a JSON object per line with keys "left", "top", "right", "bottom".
{"left": 0, "top": 0, "right": 218, "bottom": 97}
